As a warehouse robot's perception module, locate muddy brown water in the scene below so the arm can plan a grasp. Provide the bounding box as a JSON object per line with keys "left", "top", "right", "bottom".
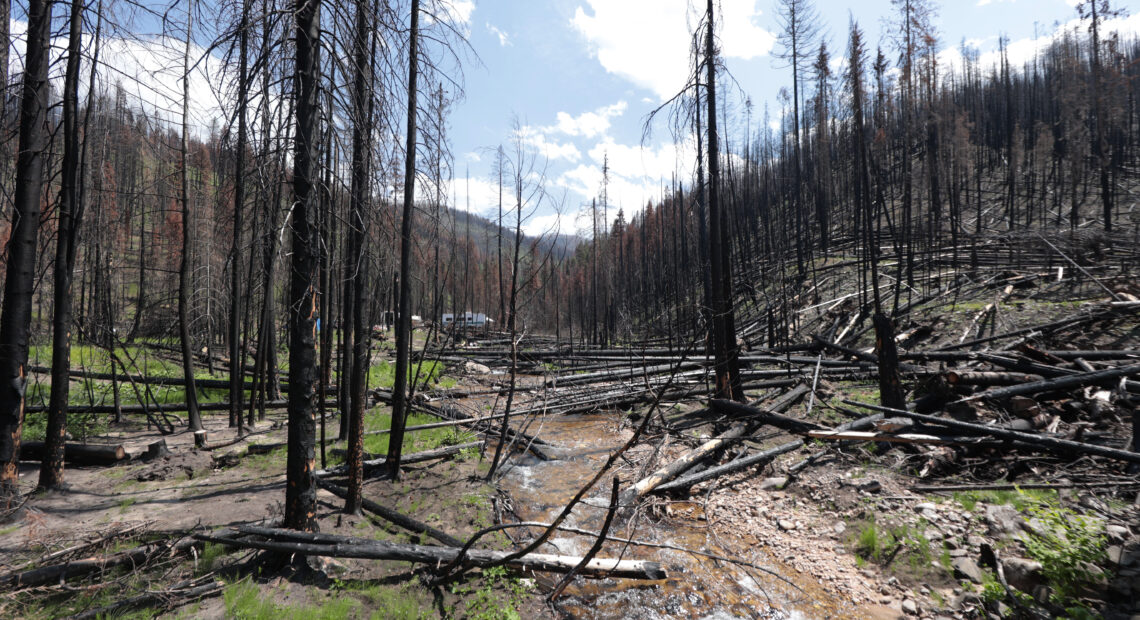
{"left": 499, "top": 413, "right": 856, "bottom": 619}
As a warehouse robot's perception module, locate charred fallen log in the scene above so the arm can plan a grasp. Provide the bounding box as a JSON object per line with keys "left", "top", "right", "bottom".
{"left": 197, "top": 525, "right": 666, "bottom": 580}
{"left": 18, "top": 441, "right": 127, "bottom": 466}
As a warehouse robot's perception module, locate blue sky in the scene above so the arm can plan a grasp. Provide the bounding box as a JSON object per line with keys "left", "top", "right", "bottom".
{"left": 448, "top": 0, "right": 1139, "bottom": 236}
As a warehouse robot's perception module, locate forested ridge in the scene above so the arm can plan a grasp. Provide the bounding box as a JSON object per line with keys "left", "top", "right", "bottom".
{"left": 0, "top": 0, "right": 1138, "bottom": 617}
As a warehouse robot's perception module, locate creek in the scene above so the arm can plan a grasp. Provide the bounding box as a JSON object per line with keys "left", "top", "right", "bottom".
{"left": 498, "top": 413, "right": 853, "bottom": 619}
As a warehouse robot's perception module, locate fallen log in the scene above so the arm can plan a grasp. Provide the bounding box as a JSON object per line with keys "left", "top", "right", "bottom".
{"left": 547, "top": 361, "right": 705, "bottom": 387}
{"left": 198, "top": 526, "right": 666, "bottom": 580}
{"left": 784, "top": 413, "right": 886, "bottom": 474}
{"left": 24, "top": 400, "right": 296, "bottom": 416}
{"left": 620, "top": 385, "right": 810, "bottom": 504}
{"left": 708, "top": 398, "right": 823, "bottom": 435}
{"left": 937, "top": 303, "right": 1131, "bottom": 351}
{"left": 618, "top": 422, "right": 754, "bottom": 505}
{"left": 68, "top": 576, "right": 224, "bottom": 620}
{"left": 362, "top": 412, "right": 509, "bottom": 436}
{"left": 0, "top": 536, "right": 196, "bottom": 589}
{"left": 314, "top": 441, "right": 481, "bottom": 478}
{"left": 842, "top": 400, "right": 1140, "bottom": 464}
{"left": 18, "top": 441, "right": 127, "bottom": 466}
{"left": 806, "top": 430, "right": 988, "bottom": 445}
{"left": 955, "top": 363, "right": 1140, "bottom": 404}
{"left": 946, "top": 371, "right": 1044, "bottom": 387}
{"left": 316, "top": 479, "right": 462, "bottom": 547}
{"left": 26, "top": 365, "right": 257, "bottom": 391}
{"left": 976, "top": 353, "right": 1077, "bottom": 379}
{"left": 653, "top": 439, "right": 804, "bottom": 494}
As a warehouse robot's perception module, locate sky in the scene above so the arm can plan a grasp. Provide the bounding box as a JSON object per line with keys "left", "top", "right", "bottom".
{"left": 449, "top": 0, "right": 1139, "bottom": 236}
{"left": 8, "top": 0, "right": 1139, "bottom": 238}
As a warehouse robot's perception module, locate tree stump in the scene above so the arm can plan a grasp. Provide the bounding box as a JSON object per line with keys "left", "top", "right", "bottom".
{"left": 146, "top": 439, "right": 170, "bottom": 460}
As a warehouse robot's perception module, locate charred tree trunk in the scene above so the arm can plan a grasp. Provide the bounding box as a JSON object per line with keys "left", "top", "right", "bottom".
{"left": 285, "top": 0, "right": 322, "bottom": 532}
{"left": 0, "top": 0, "right": 52, "bottom": 506}
{"left": 385, "top": 0, "right": 419, "bottom": 481}
{"left": 40, "top": 0, "right": 86, "bottom": 489}
{"left": 178, "top": 9, "right": 203, "bottom": 432}
{"left": 704, "top": 0, "right": 743, "bottom": 402}
{"left": 344, "top": 0, "right": 374, "bottom": 514}
{"left": 228, "top": 0, "right": 251, "bottom": 432}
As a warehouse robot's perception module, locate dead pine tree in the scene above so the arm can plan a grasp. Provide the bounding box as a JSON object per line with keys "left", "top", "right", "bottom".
{"left": 227, "top": 0, "right": 252, "bottom": 434}
{"left": 486, "top": 119, "right": 549, "bottom": 481}
{"left": 284, "top": 0, "right": 323, "bottom": 532}
{"left": 848, "top": 20, "right": 906, "bottom": 411}
{"left": 178, "top": 3, "right": 204, "bottom": 434}
{"left": 773, "top": 0, "right": 820, "bottom": 274}
{"left": 702, "top": 0, "right": 744, "bottom": 402}
{"left": 0, "top": 0, "right": 52, "bottom": 508}
{"left": 40, "top": 0, "right": 88, "bottom": 490}
{"left": 343, "top": 0, "right": 376, "bottom": 515}
{"left": 386, "top": 0, "right": 421, "bottom": 481}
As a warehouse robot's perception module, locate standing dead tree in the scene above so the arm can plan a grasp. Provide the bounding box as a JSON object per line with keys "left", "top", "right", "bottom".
{"left": 285, "top": 0, "right": 323, "bottom": 532}
{"left": 0, "top": 0, "right": 52, "bottom": 508}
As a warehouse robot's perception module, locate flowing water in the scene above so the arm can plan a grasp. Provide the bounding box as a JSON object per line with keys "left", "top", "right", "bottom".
{"left": 499, "top": 413, "right": 856, "bottom": 619}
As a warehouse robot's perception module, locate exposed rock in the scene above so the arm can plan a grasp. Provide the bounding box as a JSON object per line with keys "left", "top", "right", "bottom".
{"left": 984, "top": 504, "right": 1023, "bottom": 538}
{"left": 1106, "top": 524, "right": 1130, "bottom": 544}
{"left": 778, "top": 519, "right": 796, "bottom": 531}
{"left": 901, "top": 599, "right": 918, "bottom": 615}
{"left": 951, "top": 557, "right": 985, "bottom": 584}
{"left": 1001, "top": 557, "right": 1043, "bottom": 593}
{"left": 951, "top": 591, "right": 982, "bottom": 610}
{"left": 464, "top": 361, "right": 491, "bottom": 374}
{"left": 1108, "top": 545, "right": 1124, "bottom": 566}
{"left": 760, "top": 476, "right": 789, "bottom": 491}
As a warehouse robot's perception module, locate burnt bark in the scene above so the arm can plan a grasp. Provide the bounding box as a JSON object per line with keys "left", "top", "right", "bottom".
{"left": 285, "top": 0, "right": 322, "bottom": 532}
{"left": 385, "top": 0, "right": 420, "bottom": 480}
{"left": 39, "top": 0, "right": 86, "bottom": 490}
{"left": 0, "top": 0, "right": 52, "bottom": 507}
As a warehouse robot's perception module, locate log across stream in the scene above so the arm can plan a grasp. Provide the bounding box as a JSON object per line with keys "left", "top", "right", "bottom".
{"left": 498, "top": 412, "right": 854, "bottom": 618}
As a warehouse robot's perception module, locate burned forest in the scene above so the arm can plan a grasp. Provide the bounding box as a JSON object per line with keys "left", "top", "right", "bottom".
{"left": 1, "top": 0, "right": 1139, "bottom": 618}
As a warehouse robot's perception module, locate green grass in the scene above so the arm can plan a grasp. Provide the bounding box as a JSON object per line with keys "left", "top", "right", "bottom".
{"left": 0, "top": 523, "right": 21, "bottom": 536}
{"left": 323, "top": 408, "right": 476, "bottom": 468}
{"left": 225, "top": 578, "right": 436, "bottom": 620}
{"left": 849, "top": 517, "right": 942, "bottom": 579}
{"left": 367, "top": 360, "right": 450, "bottom": 391}
{"left": 448, "top": 564, "right": 532, "bottom": 620}
{"left": 225, "top": 579, "right": 363, "bottom": 620}
{"left": 331, "top": 579, "right": 431, "bottom": 620}
{"left": 244, "top": 445, "right": 289, "bottom": 473}
{"left": 196, "top": 542, "right": 227, "bottom": 575}
{"left": 952, "top": 488, "right": 1058, "bottom": 513}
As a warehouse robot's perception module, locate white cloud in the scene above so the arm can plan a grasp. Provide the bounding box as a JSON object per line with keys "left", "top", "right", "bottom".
{"left": 547, "top": 101, "right": 627, "bottom": 139}
{"left": 486, "top": 23, "right": 511, "bottom": 46}
{"left": 522, "top": 212, "right": 568, "bottom": 237}
{"left": 571, "top": 0, "right": 776, "bottom": 100}
{"left": 441, "top": 0, "right": 475, "bottom": 24}
{"left": 517, "top": 126, "right": 582, "bottom": 163}
{"left": 551, "top": 135, "right": 698, "bottom": 230}
{"left": 450, "top": 176, "right": 504, "bottom": 216}
{"left": 7, "top": 20, "right": 232, "bottom": 140}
